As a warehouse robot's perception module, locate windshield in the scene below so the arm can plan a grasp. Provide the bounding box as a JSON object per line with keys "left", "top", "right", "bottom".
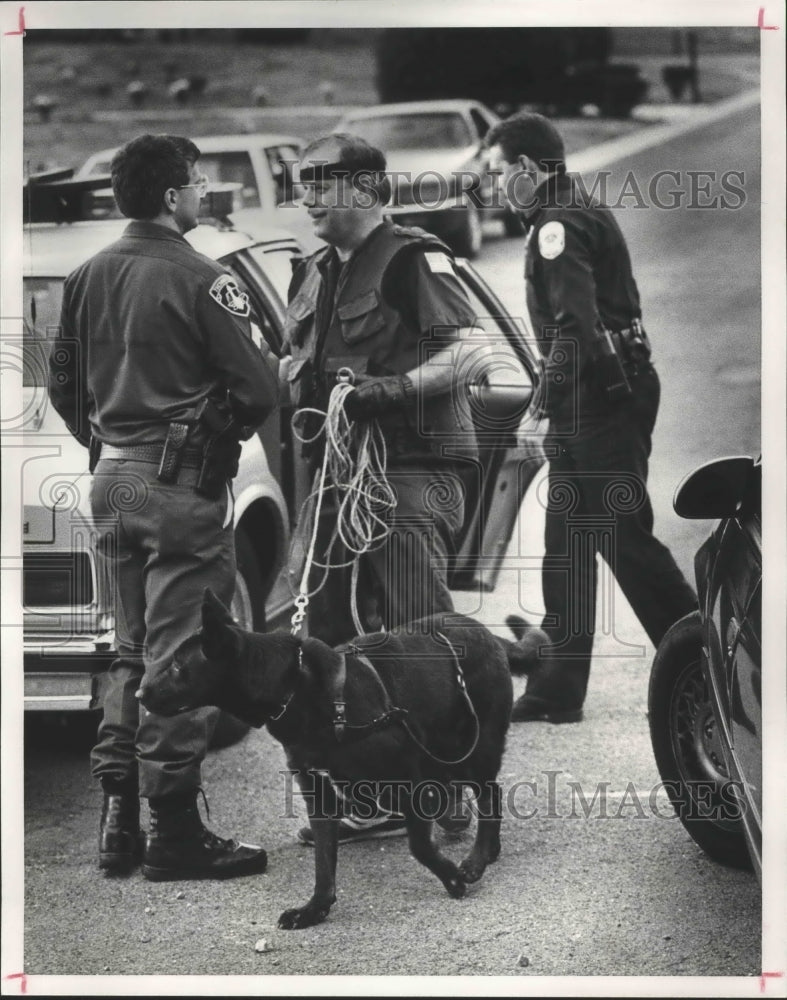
{"left": 344, "top": 112, "right": 473, "bottom": 150}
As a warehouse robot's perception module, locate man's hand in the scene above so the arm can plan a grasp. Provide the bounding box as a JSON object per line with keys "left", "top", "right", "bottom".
{"left": 343, "top": 374, "right": 416, "bottom": 421}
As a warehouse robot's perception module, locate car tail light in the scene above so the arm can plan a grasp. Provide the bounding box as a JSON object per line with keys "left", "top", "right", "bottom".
{"left": 23, "top": 552, "right": 94, "bottom": 608}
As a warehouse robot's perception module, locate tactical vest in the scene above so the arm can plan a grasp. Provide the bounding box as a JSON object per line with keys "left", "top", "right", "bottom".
{"left": 285, "top": 222, "right": 477, "bottom": 462}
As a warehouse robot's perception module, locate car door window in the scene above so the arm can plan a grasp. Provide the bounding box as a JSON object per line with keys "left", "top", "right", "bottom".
{"left": 469, "top": 109, "right": 490, "bottom": 141}
{"left": 265, "top": 145, "right": 303, "bottom": 205}
{"left": 458, "top": 276, "right": 536, "bottom": 396}
{"left": 199, "top": 152, "right": 260, "bottom": 209}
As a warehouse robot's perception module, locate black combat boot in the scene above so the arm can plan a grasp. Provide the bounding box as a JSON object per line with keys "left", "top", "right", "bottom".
{"left": 142, "top": 790, "right": 268, "bottom": 881}
{"left": 99, "top": 779, "right": 145, "bottom": 873}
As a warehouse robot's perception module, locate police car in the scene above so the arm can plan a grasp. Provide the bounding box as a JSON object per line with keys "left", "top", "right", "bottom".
{"left": 20, "top": 170, "right": 544, "bottom": 729}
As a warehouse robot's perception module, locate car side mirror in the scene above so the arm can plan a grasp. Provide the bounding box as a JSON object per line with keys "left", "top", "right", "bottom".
{"left": 673, "top": 456, "right": 758, "bottom": 519}
{"left": 466, "top": 382, "right": 534, "bottom": 425}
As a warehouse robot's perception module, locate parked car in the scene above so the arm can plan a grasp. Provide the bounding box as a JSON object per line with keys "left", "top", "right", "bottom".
{"left": 333, "top": 100, "right": 522, "bottom": 258}
{"left": 648, "top": 455, "right": 761, "bottom": 877}
{"left": 76, "top": 133, "right": 313, "bottom": 244}
{"left": 20, "top": 171, "right": 545, "bottom": 735}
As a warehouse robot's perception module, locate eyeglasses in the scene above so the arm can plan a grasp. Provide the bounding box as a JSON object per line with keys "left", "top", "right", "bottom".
{"left": 178, "top": 175, "right": 209, "bottom": 198}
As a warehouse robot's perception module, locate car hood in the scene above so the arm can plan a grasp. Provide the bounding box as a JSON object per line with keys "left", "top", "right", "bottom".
{"left": 384, "top": 147, "right": 480, "bottom": 178}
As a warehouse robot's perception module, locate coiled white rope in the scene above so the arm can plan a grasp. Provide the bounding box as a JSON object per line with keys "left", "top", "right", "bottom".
{"left": 289, "top": 371, "right": 396, "bottom": 636}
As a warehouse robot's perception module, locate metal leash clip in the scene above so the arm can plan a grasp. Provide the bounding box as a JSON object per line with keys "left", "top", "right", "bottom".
{"left": 290, "top": 593, "right": 309, "bottom": 636}
{"left": 335, "top": 366, "right": 355, "bottom": 385}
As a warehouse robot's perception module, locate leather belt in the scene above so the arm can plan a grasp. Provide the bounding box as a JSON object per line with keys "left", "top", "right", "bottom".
{"left": 100, "top": 443, "right": 203, "bottom": 467}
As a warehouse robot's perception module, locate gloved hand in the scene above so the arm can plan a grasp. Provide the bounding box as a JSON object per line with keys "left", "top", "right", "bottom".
{"left": 343, "top": 374, "right": 416, "bottom": 421}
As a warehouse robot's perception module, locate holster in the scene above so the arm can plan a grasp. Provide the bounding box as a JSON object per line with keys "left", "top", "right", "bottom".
{"left": 592, "top": 325, "right": 633, "bottom": 403}
{"left": 193, "top": 397, "right": 243, "bottom": 500}
{"left": 616, "top": 318, "right": 652, "bottom": 367}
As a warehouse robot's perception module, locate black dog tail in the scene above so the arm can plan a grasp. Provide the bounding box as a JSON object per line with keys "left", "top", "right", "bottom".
{"left": 501, "top": 615, "right": 550, "bottom": 676}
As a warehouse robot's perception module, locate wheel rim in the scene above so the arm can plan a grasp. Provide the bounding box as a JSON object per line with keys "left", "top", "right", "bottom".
{"left": 231, "top": 568, "right": 254, "bottom": 630}
{"left": 669, "top": 657, "right": 739, "bottom": 830}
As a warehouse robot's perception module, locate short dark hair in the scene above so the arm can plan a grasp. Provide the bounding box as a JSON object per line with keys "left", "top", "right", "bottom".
{"left": 111, "top": 134, "right": 201, "bottom": 219}
{"left": 302, "top": 132, "right": 392, "bottom": 205}
{"left": 486, "top": 112, "right": 566, "bottom": 174}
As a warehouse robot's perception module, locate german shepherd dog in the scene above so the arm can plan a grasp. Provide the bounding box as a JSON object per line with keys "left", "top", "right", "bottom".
{"left": 139, "top": 589, "right": 543, "bottom": 929}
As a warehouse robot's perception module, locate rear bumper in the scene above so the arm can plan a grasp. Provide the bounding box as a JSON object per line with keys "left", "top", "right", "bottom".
{"left": 24, "top": 636, "right": 115, "bottom": 711}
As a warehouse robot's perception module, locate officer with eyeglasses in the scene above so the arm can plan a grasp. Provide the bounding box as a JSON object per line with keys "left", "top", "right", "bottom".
{"left": 49, "top": 133, "right": 278, "bottom": 880}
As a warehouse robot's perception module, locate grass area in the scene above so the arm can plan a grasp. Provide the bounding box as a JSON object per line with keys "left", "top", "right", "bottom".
{"left": 20, "top": 33, "right": 758, "bottom": 174}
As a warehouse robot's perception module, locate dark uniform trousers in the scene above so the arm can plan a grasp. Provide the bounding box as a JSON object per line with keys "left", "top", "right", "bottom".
{"left": 538, "top": 365, "right": 698, "bottom": 707}
{"left": 306, "top": 465, "right": 464, "bottom": 647}
{"left": 89, "top": 458, "right": 235, "bottom": 799}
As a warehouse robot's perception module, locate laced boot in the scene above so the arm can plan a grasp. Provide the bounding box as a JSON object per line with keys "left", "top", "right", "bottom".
{"left": 99, "top": 779, "right": 145, "bottom": 873}
{"left": 142, "top": 790, "right": 268, "bottom": 881}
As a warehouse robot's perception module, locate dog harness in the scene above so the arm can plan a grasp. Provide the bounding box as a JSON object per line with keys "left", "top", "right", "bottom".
{"left": 297, "top": 632, "right": 482, "bottom": 766}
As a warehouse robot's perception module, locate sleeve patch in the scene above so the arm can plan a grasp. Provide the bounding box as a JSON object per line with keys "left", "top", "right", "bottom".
{"left": 538, "top": 221, "right": 565, "bottom": 260}
{"left": 423, "top": 251, "right": 455, "bottom": 274}
{"left": 209, "top": 274, "right": 251, "bottom": 317}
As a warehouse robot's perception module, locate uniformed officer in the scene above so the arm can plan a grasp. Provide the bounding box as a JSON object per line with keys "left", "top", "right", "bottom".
{"left": 486, "top": 112, "right": 698, "bottom": 723}
{"left": 49, "top": 134, "right": 278, "bottom": 878}
{"left": 284, "top": 133, "right": 484, "bottom": 841}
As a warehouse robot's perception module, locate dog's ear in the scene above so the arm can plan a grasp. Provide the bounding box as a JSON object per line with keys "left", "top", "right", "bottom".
{"left": 201, "top": 590, "right": 239, "bottom": 661}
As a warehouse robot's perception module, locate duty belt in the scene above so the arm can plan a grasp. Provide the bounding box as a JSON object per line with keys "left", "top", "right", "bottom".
{"left": 100, "top": 443, "right": 203, "bottom": 467}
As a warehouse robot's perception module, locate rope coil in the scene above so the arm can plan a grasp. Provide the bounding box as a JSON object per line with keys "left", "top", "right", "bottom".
{"left": 289, "top": 372, "right": 396, "bottom": 635}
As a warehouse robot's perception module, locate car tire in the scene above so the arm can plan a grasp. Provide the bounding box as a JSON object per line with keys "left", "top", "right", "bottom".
{"left": 648, "top": 611, "right": 753, "bottom": 871}
{"left": 207, "top": 524, "right": 265, "bottom": 750}
{"left": 450, "top": 203, "right": 483, "bottom": 259}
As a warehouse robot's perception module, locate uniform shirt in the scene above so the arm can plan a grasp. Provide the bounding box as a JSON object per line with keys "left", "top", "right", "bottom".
{"left": 50, "top": 220, "right": 278, "bottom": 447}
{"left": 524, "top": 173, "right": 642, "bottom": 417}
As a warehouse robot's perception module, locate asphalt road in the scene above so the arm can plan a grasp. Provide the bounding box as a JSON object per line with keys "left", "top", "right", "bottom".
{"left": 17, "top": 99, "right": 766, "bottom": 991}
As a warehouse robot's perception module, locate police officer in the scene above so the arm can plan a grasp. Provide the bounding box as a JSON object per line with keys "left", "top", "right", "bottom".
{"left": 49, "top": 134, "right": 278, "bottom": 878}
{"left": 284, "top": 133, "right": 483, "bottom": 840}
{"left": 486, "top": 112, "right": 698, "bottom": 723}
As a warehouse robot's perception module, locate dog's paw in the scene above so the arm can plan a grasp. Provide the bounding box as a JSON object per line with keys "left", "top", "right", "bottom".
{"left": 459, "top": 856, "right": 485, "bottom": 884}
{"left": 443, "top": 872, "right": 467, "bottom": 899}
{"left": 278, "top": 904, "right": 330, "bottom": 930}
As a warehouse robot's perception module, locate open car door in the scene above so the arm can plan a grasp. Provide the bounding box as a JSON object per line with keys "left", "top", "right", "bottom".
{"left": 448, "top": 259, "right": 546, "bottom": 591}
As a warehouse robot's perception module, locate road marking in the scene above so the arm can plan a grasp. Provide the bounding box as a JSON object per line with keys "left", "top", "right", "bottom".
{"left": 568, "top": 89, "right": 761, "bottom": 173}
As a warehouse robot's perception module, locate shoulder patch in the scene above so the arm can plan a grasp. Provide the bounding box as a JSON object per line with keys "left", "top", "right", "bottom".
{"left": 423, "top": 251, "right": 454, "bottom": 275}
{"left": 538, "top": 221, "right": 565, "bottom": 260}
{"left": 209, "top": 274, "right": 250, "bottom": 317}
